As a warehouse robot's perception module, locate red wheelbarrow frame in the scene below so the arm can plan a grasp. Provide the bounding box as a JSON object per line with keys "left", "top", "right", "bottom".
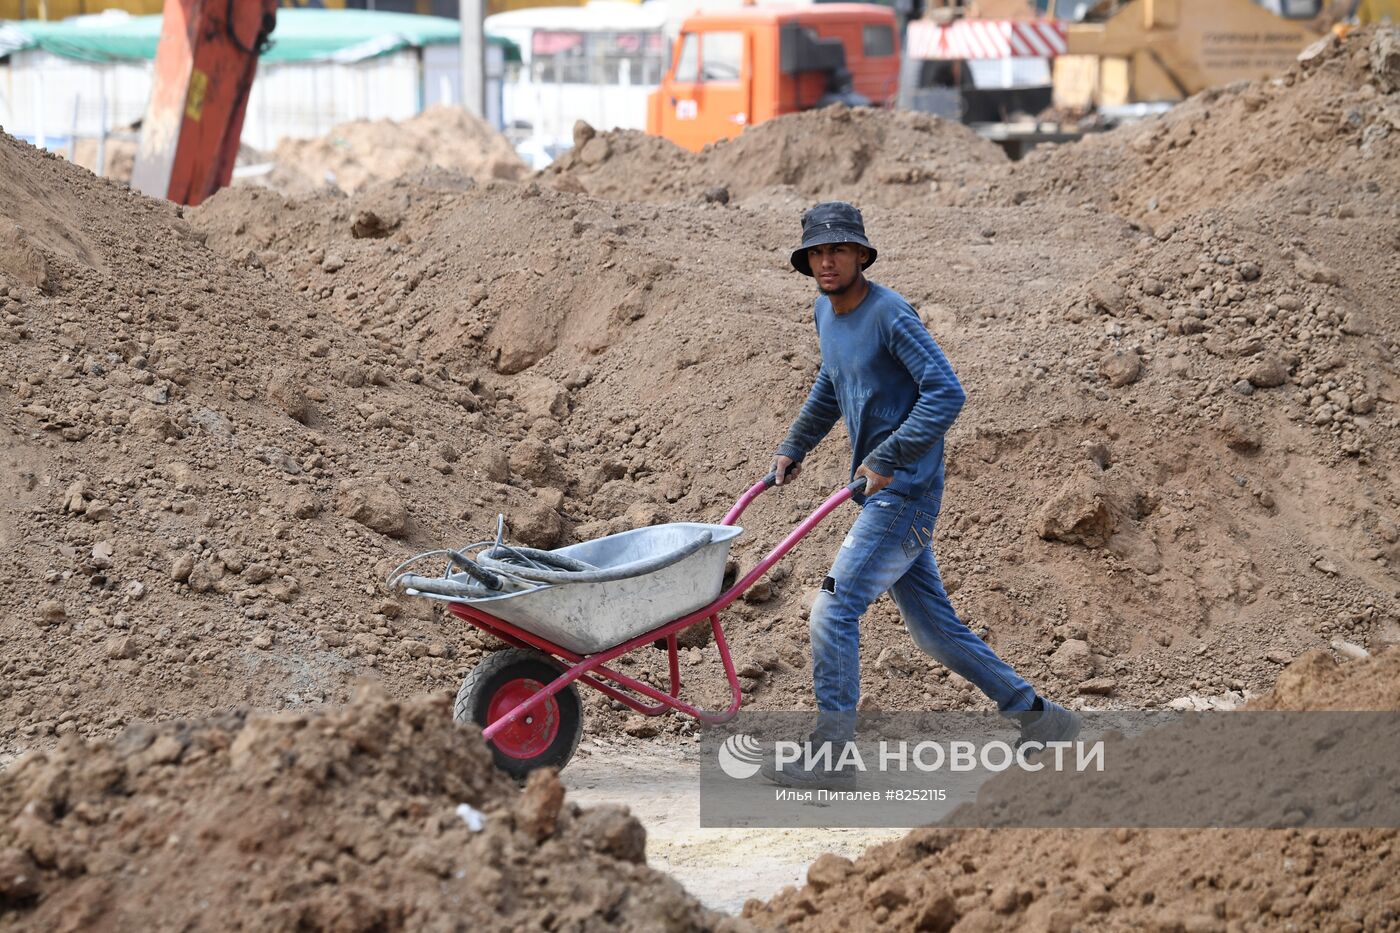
{"left": 450, "top": 474, "right": 863, "bottom": 748}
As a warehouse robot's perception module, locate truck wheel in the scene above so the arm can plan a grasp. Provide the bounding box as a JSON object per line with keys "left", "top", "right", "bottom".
{"left": 454, "top": 648, "right": 583, "bottom": 780}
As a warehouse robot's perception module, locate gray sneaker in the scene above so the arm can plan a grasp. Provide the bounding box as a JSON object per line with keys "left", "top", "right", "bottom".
{"left": 760, "top": 739, "right": 859, "bottom": 791}
{"left": 1017, "top": 699, "right": 1082, "bottom": 749}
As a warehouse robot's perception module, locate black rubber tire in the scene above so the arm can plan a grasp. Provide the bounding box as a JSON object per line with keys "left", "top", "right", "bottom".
{"left": 454, "top": 648, "right": 583, "bottom": 780}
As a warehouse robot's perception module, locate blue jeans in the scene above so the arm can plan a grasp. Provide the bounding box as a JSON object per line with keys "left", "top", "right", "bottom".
{"left": 809, "top": 489, "right": 1036, "bottom": 741}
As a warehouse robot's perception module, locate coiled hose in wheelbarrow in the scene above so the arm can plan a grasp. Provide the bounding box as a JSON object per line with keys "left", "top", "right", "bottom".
{"left": 388, "top": 516, "right": 713, "bottom": 598}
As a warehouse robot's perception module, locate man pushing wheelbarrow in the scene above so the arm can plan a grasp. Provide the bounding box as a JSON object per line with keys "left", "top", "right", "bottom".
{"left": 393, "top": 202, "right": 1077, "bottom": 784}
{"left": 763, "top": 201, "right": 1080, "bottom": 789}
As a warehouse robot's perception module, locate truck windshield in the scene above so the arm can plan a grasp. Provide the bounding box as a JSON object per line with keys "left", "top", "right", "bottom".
{"left": 863, "top": 24, "right": 895, "bottom": 57}
{"left": 673, "top": 31, "right": 744, "bottom": 83}
{"left": 700, "top": 32, "right": 743, "bottom": 81}
{"left": 675, "top": 33, "right": 700, "bottom": 82}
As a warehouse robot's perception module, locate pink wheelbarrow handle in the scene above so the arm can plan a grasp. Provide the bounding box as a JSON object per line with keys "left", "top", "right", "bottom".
{"left": 477, "top": 472, "right": 867, "bottom": 742}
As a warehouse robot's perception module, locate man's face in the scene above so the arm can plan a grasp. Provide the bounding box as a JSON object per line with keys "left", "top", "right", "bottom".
{"left": 807, "top": 242, "right": 868, "bottom": 295}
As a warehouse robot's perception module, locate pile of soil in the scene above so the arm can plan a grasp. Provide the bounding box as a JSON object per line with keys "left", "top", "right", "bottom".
{"left": 185, "top": 31, "right": 1400, "bottom": 734}
{"left": 545, "top": 105, "right": 1005, "bottom": 208}
{"left": 0, "top": 685, "right": 730, "bottom": 931}
{"left": 1254, "top": 643, "right": 1400, "bottom": 710}
{"left": 981, "top": 28, "right": 1400, "bottom": 220}
{"left": 749, "top": 648, "right": 1400, "bottom": 932}
{"left": 69, "top": 137, "right": 138, "bottom": 184}
{"left": 0, "top": 132, "right": 587, "bottom": 760}
{"left": 253, "top": 105, "right": 528, "bottom": 194}
{"left": 4, "top": 27, "right": 1398, "bottom": 769}
{"left": 755, "top": 815, "right": 1397, "bottom": 932}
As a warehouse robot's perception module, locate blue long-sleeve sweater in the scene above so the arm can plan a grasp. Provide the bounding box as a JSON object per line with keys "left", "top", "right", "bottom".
{"left": 776, "top": 282, "right": 965, "bottom": 503}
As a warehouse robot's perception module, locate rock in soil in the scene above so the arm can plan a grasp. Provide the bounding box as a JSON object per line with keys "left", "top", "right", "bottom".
{"left": 336, "top": 478, "right": 408, "bottom": 537}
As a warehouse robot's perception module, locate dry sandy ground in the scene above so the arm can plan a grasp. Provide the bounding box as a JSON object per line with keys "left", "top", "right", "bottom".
{"left": 566, "top": 739, "right": 904, "bottom": 913}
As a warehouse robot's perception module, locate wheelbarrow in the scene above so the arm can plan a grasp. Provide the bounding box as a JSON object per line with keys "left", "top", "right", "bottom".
{"left": 391, "top": 470, "right": 865, "bottom": 778}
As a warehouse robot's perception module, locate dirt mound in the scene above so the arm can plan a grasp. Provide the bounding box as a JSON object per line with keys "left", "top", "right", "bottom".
{"left": 0, "top": 138, "right": 106, "bottom": 283}
{"left": 0, "top": 685, "right": 731, "bottom": 930}
{"left": 545, "top": 105, "right": 1005, "bottom": 207}
{"left": 1254, "top": 643, "right": 1400, "bottom": 710}
{"left": 3, "top": 19, "right": 1398, "bottom": 827}
{"left": 253, "top": 105, "right": 527, "bottom": 194}
{"left": 749, "top": 650, "right": 1400, "bottom": 932}
{"left": 546, "top": 125, "right": 696, "bottom": 202}
{"left": 69, "top": 136, "right": 138, "bottom": 184}
{"left": 2, "top": 20, "right": 1400, "bottom": 929}
{"left": 986, "top": 27, "right": 1400, "bottom": 221}
{"left": 753, "top": 821, "right": 1397, "bottom": 931}
{"left": 0, "top": 130, "right": 594, "bottom": 762}
{"left": 6, "top": 10, "right": 1399, "bottom": 771}
{"left": 190, "top": 140, "right": 1400, "bottom": 730}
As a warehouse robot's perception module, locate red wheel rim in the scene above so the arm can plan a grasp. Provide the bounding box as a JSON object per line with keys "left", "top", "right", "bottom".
{"left": 486, "top": 678, "right": 560, "bottom": 759}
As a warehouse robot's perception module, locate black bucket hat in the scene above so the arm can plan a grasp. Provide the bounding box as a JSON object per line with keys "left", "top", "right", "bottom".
{"left": 790, "top": 201, "right": 878, "bottom": 276}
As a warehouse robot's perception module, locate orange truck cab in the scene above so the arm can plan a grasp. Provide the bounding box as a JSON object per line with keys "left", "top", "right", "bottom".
{"left": 647, "top": 4, "right": 900, "bottom": 152}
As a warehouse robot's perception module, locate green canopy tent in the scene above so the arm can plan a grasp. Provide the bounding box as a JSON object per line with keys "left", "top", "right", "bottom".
{"left": 1, "top": 9, "right": 520, "bottom": 64}
{"left": 1, "top": 9, "right": 521, "bottom": 157}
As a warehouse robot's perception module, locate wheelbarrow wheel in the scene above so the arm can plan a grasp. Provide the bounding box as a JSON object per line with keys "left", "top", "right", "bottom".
{"left": 454, "top": 648, "right": 583, "bottom": 780}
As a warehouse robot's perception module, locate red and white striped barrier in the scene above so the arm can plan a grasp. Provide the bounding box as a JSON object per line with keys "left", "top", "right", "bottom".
{"left": 906, "top": 19, "right": 1067, "bottom": 60}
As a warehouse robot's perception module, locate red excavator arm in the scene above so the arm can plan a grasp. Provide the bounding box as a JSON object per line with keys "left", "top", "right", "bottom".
{"left": 130, "top": 0, "right": 277, "bottom": 206}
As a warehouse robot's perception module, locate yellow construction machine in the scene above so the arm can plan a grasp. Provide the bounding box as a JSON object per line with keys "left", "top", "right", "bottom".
{"left": 1053, "top": 0, "right": 1324, "bottom": 109}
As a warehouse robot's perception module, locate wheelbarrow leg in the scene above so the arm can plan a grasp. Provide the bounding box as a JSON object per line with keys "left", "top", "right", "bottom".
{"left": 699, "top": 613, "right": 744, "bottom": 725}
{"left": 667, "top": 633, "right": 682, "bottom": 699}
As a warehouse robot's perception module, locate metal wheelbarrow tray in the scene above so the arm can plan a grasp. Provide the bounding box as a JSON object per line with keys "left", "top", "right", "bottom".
{"left": 393, "top": 471, "right": 866, "bottom": 779}
{"left": 406, "top": 522, "right": 744, "bottom": 655}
